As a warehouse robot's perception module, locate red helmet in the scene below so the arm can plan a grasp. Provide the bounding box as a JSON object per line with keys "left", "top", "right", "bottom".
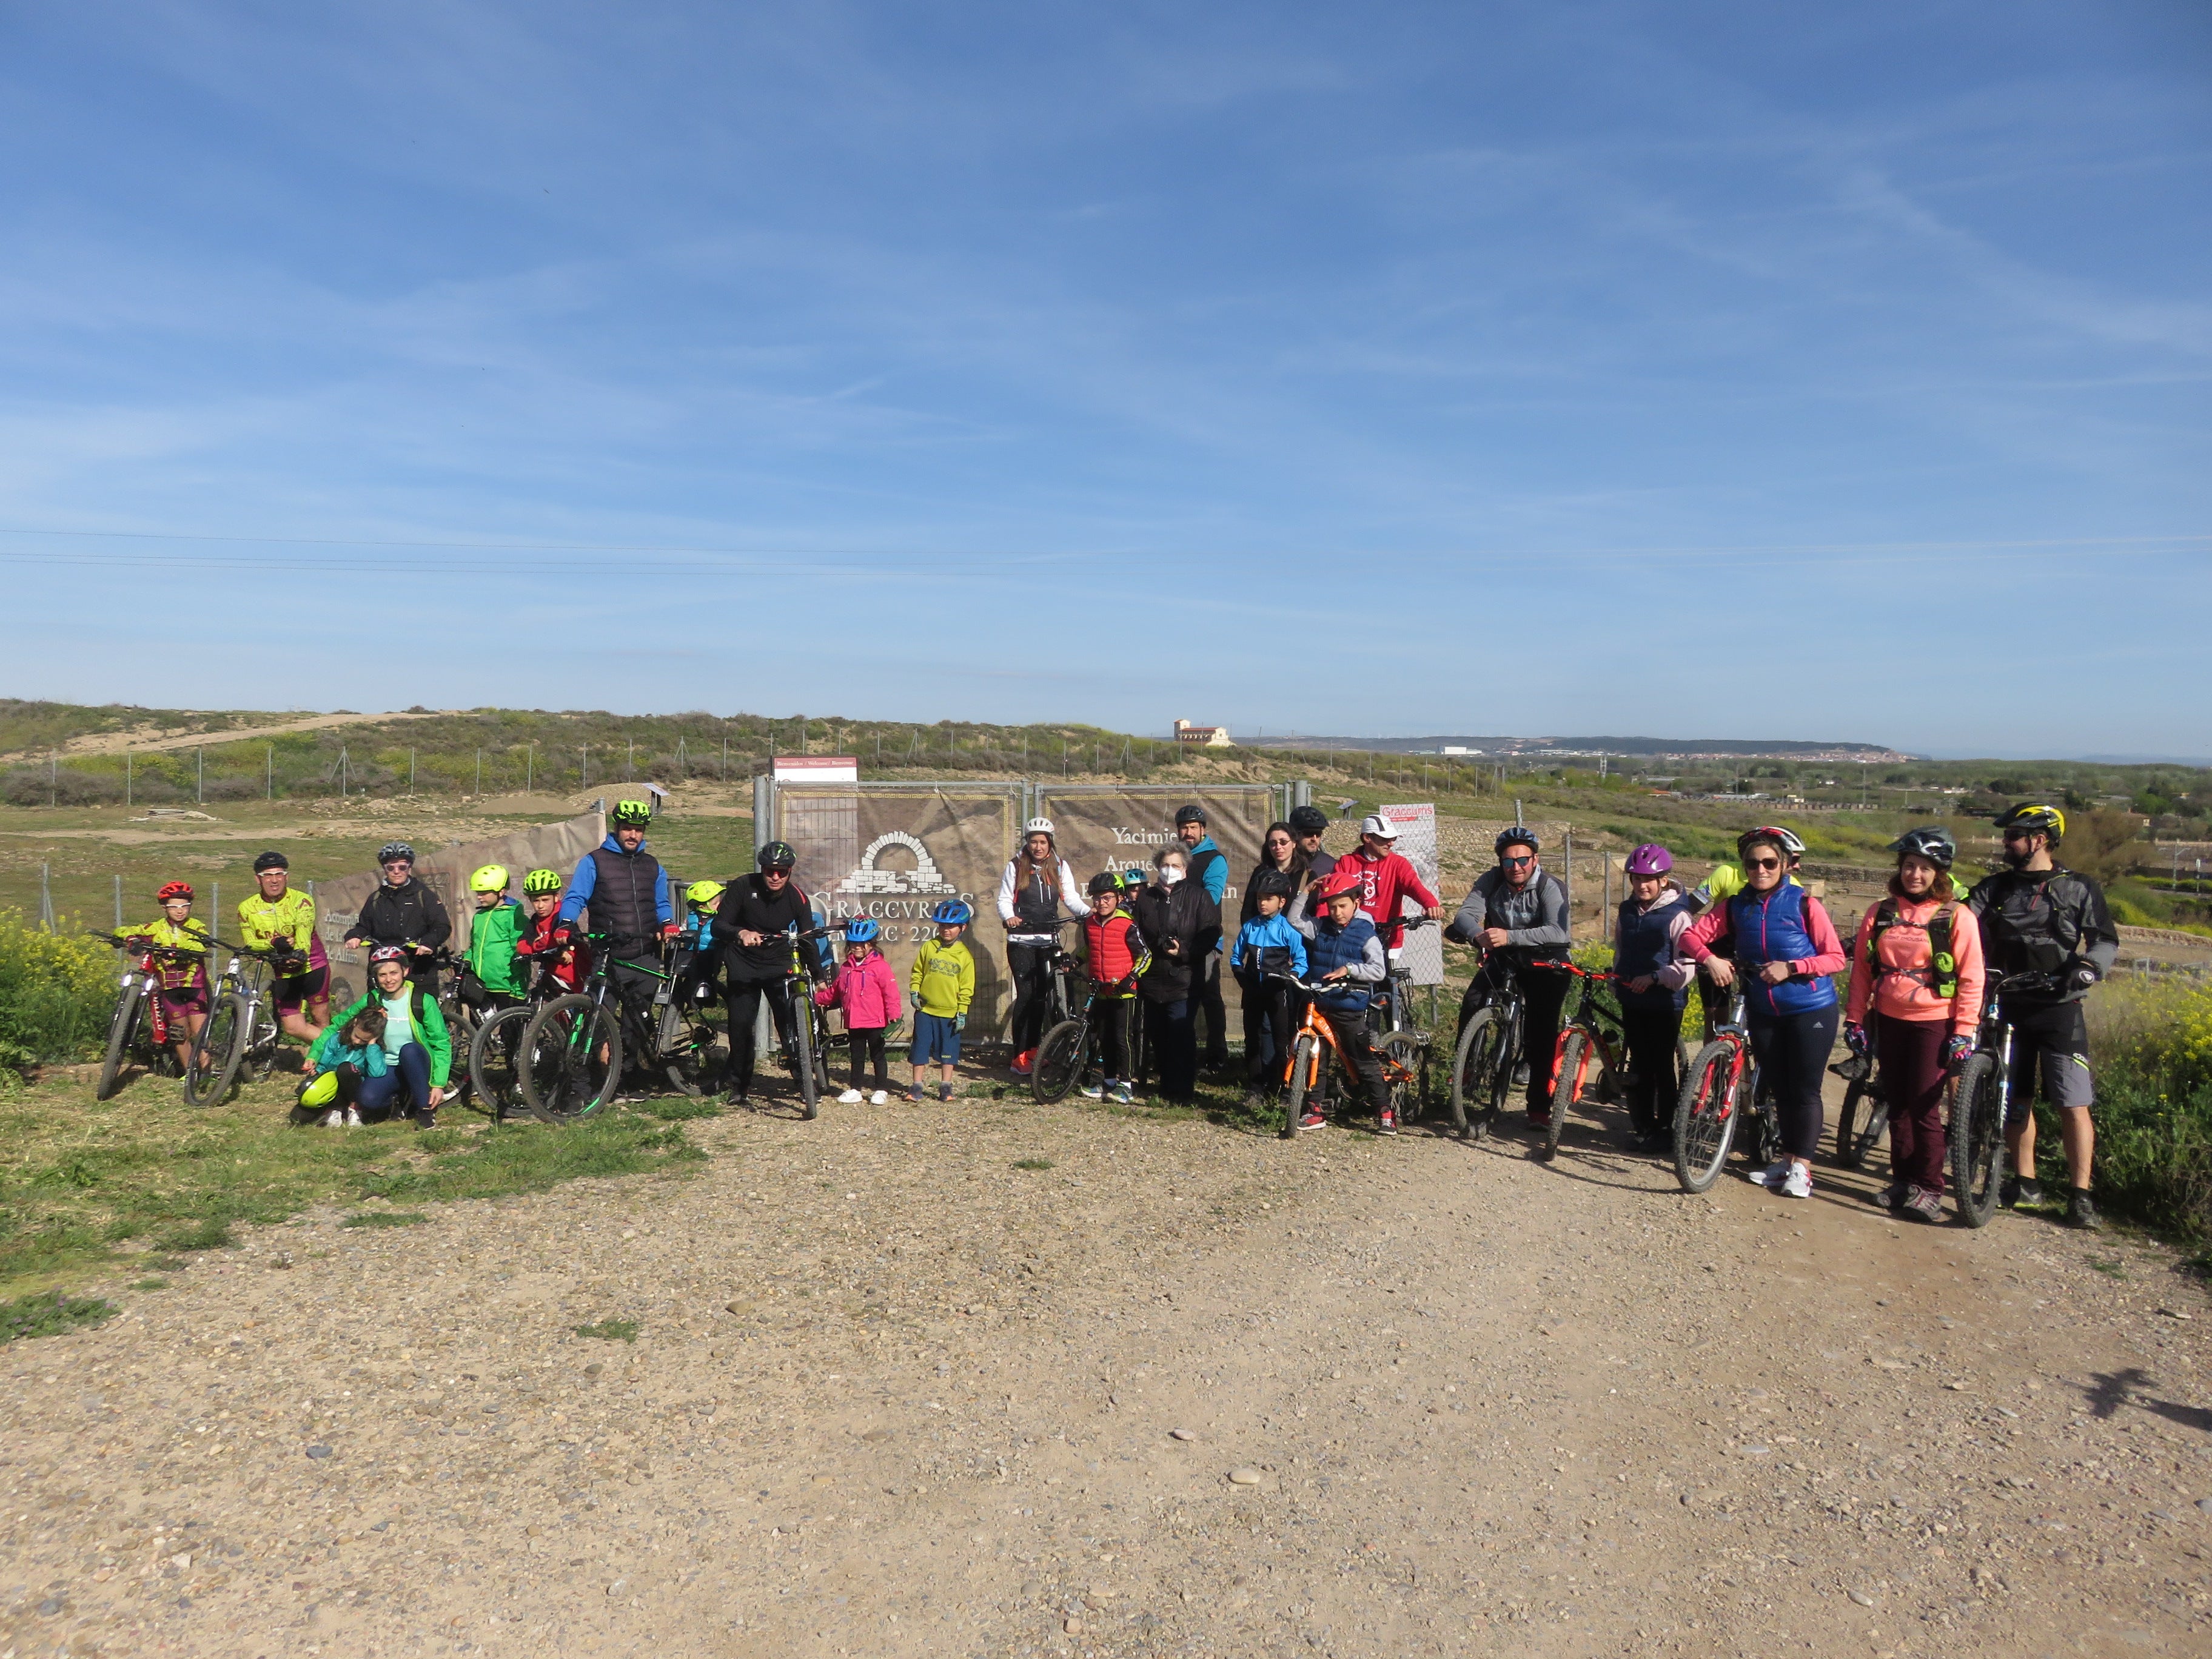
{"left": 1316, "top": 870, "right": 1364, "bottom": 904}
{"left": 156, "top": 881, "right": 193, "bottom": 903}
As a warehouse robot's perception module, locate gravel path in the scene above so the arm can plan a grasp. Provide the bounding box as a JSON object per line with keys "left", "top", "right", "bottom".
{"left": 4, "top": 1081, "right": 2208, "bottom": 1657}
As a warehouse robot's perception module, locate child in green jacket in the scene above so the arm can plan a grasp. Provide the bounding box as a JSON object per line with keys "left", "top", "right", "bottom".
{"left": 463, "top": 864, "right": 528, "bottom": 1010}
{"left": 907, "top": 900, "right": 976, "bottom": 1102}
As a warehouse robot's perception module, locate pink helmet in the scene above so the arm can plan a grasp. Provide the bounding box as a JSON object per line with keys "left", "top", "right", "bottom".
{"left": 1624, "top": 843, "right": 1674, "bottom": 877}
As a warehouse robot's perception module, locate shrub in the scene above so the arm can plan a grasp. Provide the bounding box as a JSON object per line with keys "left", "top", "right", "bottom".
{"left": 1, "top": 768, "right": 123, "bottom": 806}
{"left": 2082, "top": 977, "right": 2212, "bottom": 1238}
{"left": 0, "top": 911, "right": 117, "bottom": 1066}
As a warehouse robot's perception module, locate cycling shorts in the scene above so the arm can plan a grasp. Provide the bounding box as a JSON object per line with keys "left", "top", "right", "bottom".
{"left": 2002, "top": 1000, "right": 2094, "bottom": 1117}
{"left": 158, "top": 987, "right": 208, "bottom": 1018}
{"left": 274, "top": 966, "right": 329, "bottom": 1017}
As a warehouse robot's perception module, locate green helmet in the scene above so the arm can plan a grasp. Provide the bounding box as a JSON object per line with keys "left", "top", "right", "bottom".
{"left": 609, "top": 800, "right": 652, "bottom": 828}
{"left": 521, "top": 868, "right": 563, "bottom": 896}
{"left": 468, "top": 863, "right": 510, "bottom": 894}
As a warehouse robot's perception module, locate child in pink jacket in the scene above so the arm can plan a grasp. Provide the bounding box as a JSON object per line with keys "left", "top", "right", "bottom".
{"left": 818, "top": 919, "right": 903, "bottom": 1104}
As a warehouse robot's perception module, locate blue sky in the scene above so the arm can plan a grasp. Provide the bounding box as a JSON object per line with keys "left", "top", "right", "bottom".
{"left": 1, "top": 2, "right": 2206, "bottom": 758}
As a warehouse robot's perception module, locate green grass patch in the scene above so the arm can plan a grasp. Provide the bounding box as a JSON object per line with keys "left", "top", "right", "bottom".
{"left": 1, "top": 1290, "right": 116, "bottom": 1342}
{"left": 1011, "top": 1158, "right": 1054, "bottom": 1171}
{"left": 341, "top": 1210, "right": 428, "bottom": 1228}
{"left": 152, "top": 1218, "right": 237, "bottom": 1253}
{"left": 129, "top": 1277, "right": 169, "bottom": 1290}
{"left": 2087, "top": 1257, "right": 2126, "bottom": 1277}
{"left": 575, "top": 1318, "right": 638, "bottom": 1342}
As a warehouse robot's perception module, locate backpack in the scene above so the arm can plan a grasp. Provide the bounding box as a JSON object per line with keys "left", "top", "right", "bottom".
{"left": 1866, "top": 898, "right": 1959, "bottom": 1000}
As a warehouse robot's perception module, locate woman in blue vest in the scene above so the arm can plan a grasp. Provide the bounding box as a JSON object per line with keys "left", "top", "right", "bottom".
{"left": 1613, "top": 843, "right": 1697, "bottom": 1153}
{"left": 1678, "top": 826, "right": 1849, "bottom": 1199}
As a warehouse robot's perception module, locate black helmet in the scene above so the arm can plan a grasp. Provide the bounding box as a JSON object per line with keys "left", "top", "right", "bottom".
{"left": 609, "top": 799, "right": 652, "bottom": 828}
{"left": 1996, "top": 802, "right": 2066, "bottom": 844}
{"left": 757, "top": 840, "right": 797, "bottom": 871}
{"left": 1174, "top": 804, "right": 1207, "bottom": 827}
{"left": 1888, "top": 826, "right": 1956, "bottom": 870}
{"left": 1253, "top": 870, "right": 1293, "bottom": 900}
{"left": 1287, "top": 805, "right": 1329, "bottom": 836}
{"left": 377, "top": 841, "right": 416, "bottom": 865}
{"left": 252, "top": 851, "right": 289, "bottom": 873}
{"left": 1495, "top": 826, "right": 1539, "bottom": 858}
{"left": 1087, "top": 871, "right": 1121, "bottom": 898}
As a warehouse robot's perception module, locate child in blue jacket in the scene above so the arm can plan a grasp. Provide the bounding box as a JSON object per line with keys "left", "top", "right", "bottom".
{"left": 1231, "top": 871, "right": 1309, "bottom": 1107}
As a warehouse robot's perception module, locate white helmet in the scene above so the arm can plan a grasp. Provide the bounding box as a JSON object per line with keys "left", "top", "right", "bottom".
{"left": 1022, "top": 817, "right": 1056, "bottom": 840}
{"left": 1358, "top": 813, "right": 1400, "bottom": 840}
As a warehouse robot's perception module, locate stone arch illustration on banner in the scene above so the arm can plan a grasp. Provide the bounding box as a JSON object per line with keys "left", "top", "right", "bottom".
{"left": 834, "top": 830, "right": 959, "bottom": 895}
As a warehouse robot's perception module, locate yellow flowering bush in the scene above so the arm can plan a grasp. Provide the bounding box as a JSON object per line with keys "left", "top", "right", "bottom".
{"left": 0, "top": 910, "right": 119, "bottom": 1068}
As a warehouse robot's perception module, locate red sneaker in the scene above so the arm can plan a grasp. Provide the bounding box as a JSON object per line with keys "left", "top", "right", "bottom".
{"left": 1011, "top": 1049, "right": 1035, "bottom": 1076}
{"left": 1377, "top": 1107, "right": 1398, "bottom": 1135}
{"left": 1297, "top": 1107, "right": 1326, "bottom": 1130}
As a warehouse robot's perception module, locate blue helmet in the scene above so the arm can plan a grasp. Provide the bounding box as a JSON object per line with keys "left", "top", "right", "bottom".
{"left": 930, "top": 899, "right": 973, "bottom": 926}
{"left": 844, "top": 917, "right": 880, "bottom": 943}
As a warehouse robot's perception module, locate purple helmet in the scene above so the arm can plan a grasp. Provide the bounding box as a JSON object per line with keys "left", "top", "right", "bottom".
{"left": 1624, "top": 842, "right": 1674, "bottom": 877}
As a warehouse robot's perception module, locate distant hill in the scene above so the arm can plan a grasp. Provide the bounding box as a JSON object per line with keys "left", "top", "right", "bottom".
{"left": 1237, "top": 733, "right": 1919, "bottom": 762}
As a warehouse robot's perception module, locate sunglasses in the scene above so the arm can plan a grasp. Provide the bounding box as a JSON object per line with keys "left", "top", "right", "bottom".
{"left": 1745, "top": 856, "right": 1783, "bottom": 870}
{"left": 1501, "top": 855, "right": 1534, "bottom": 868}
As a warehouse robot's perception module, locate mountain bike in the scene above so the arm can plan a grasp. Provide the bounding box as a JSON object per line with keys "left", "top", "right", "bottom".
{"left": 1026, "top": 925, "right": 1101, "bottom": 1104}
{"left": 93, "top": 933, "right": 196, "bottom": 1099}
{"left": 1539, "top": 962, "right": 1632, "bottom": 1161}
{"left": 1448, "top": 954, "right": 1566, "bottom": 1140}
{"left": 181, "top": 937, "right": 290, "bottom": 1107}
{"left": 517, "top": 931, "right": 714, "bottom": 1124}
{"left": 1278, "top": 973, "right": 1430, "bottom": 1137}
{"left": 1948, "top": 970, "right": 2057, "bottom": 1228}
{"left": 466, "top": 956, "right": 572, "bottom": 1120}
{"left": 1831, "top": 1034, "right": 1888, "bottom": 1170}
{"left": 1671, "top": 980, "right": 1780, "bottom": 1193}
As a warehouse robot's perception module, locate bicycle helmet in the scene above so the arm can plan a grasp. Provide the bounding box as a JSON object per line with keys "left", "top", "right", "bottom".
{"left": 1624, "top": 842, "right": 1674, "bottom": 877}
{"left": 156, "top": 880, "right": 194, "bottom": 903}
{"left": 1021, "top": 816, "right": 1056, "bottom": 840}
{"left": 930, "top": 899, "right": 973, "bottom": 926}
{"left": 1358, "top": 813, "right": 1400, "bottom": 840}
{"left": 1087, "top": 871, "right": 1121, "bottom": 898}
{"left": 521, "top": 868, "right": 563, "bottom": 896}
{"left": 1316, "top": 869, "right": 1364, "bottom": 904}
{"left": 844, "top": 917, "right": 880, "bottom": 943}
{"left": 252, "top": 850, "right": 289, "bottom": 873}
{"left": 1174, "top": 804, "right": 1207, "bottom": 827}
{"left": 377, "top": 841, "right": 416, "bottom": 866}
{"left": 757, "top": 840, "right": 797, "bottom": 871}
{"left": 1737, "top": 825, "right": 1806, "bottom": 860}
{"left": 1287, "top": 805, "right": 1329, "bottom": 836}
{"left": 1252, "top": 870, "right": 1295, "bottom": 900}
{"left": 1495, "top": 827, "right": 1539, "bottom": 858}
{"left": 368, "top": 944, "right": 409, "bottom": 967}
{"left": 469, "top": 863, "right": 509, "bottom": 893}
{"left": 684, "top": 879, "right": 725, "bottom": 909}
{"left": 1888, "top": 826, "right": 1957, "bottom": 869}
{"left": 609, "top": 799, "right": 652, "bottom": 828}
{"left": 1996, "top": 802, "right": 2066, "bottom": 843}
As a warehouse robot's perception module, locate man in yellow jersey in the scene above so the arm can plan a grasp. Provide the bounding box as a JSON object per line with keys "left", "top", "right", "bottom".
{"left": 236, "top": 851, "right": 329, "bottom": 1043}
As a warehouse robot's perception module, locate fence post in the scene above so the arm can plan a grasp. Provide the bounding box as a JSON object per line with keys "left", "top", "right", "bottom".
{"left": 581, "top": 745, "right": 588, "bottom": 788}
{"left": 211, "top": 880, "right": 220, "bottom": 931}
{"left": 527, "top": 743, "right": 534, "bottom": 791}
{"left": 409, "top": 749, "right": 417, "bottom": 793}
{"left": 476, "top": 749, "right": 483, "bottom": 795}
{"left": 1563, "top": 829, "right": 1573, "bottom": 943}
{"left": 114, "top": 873, "right": 122, "bottom": 930}
{"left": 198, "top": 746, "right": 205, "bottom": 804}
{"left": 628, "top": 739, "right": 635, "bottom": 780}
{"left": 266, "top": 743, "right": 273, "bottom": 800}
{"left": 49, "top": 748, "right": 56, "bottom": 806}
{"left": 126, "top": 754, "right": 132, "bottom": 808}
{"left": 39, "top": 862, "right": 53, "bottom": 930}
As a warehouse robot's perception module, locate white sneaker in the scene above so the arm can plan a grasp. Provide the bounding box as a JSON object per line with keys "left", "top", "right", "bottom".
{"left": 343, "top": 1107, "right": 362, "bottom": 1127}
{"left": 868, "top": 1090, "right": 888, "bottom": 1105}
{"left": 1780, "top": 1162, "right": 1813, "bottom": 1199}
{"left": 1080, "top": 1082, "right": 1105, "bottom": 1100}
{"left": 1757, "top": 1159, "right": 1791, "bottom": 1188}
{"left": 836, "top": 1088, "right": 865, "bottom": 1104}
{"left": 318, "top": 1108, "right": 341, "bottom": 1128}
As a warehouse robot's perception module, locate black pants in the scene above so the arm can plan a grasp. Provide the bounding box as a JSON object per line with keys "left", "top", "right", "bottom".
{"left": 1748, "top": 1005, "right": 1840, "bottom": 1159}
{"left": 1322, "top": 1008, "right": 1387, "bottom": 1114}
{"left": 849, "top": 1028, "right": 888, "bottom": 1091}
{"left": 1094, "top": 995, "right": 1134, "bottom": 1081}
{"left": 1620, "top": 1004, "right": 1685, "bottom": 1136}
{"left": 1458, "top": 964, "right": 1569, "bottom": 1111}
{"left": 1238, "top": 969, "right": 1295, "bottom": 1094}
{"left": 1145, "top": 996, "right": 1199, "bottom": 1102}
{"left": 1007, "top": 942, "right": 1055, "bottom": 1055}
{"left": 725, "top": 976, "right": 799, "bottom": 1096}
{"left": 1194, "top": 952, "right": 1230, "bottom": 1067}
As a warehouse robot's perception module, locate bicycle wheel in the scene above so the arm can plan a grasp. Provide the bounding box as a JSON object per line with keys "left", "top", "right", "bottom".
{"left": 441, "top": 1003, "right": 478, "bottom": 1110}
{"left": 1450, "top": 1008, "right": 1507, "bottom": 1140}
{"left": 1381, "top": 1033, "right": 1429, "bottom": 1127}
{"left": 96, "top": 990, "right": 143, "bottom": 1101}
{"left": 793, "top": 998, "right": 820, "bottom": 1120}
{"left": 469, "top": 1004, "right": 535, "bottom": 1118}
{"left": 1835, "top": 1076, "right": 1888, "bottom": 1170}
{"left": 1672, "top": 1038, "right": 1742, "bottom": 1194}
{"left": 1033, "top": 1017, "right": 1086, "bottom": 1104}
{"left": 659, "top": 1004, "right": 719, "bottom": 1098}
{"left": 1949, "top": 1052, "right": 2003, "bottom": 1228}
{"left": 182, "top": 992, "right": 249, "bottom": 1107}
{"left": 519, "top": 994, "right": 622, "bottom": 1125}
{"left": 1283, "top": 1033, "right": 1319, "bottom": 1138}
{"left": 1544, "top": 1030, "right": 1587, "bottom": 1160}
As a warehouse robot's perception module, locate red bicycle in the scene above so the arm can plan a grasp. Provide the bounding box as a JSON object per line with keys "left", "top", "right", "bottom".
{"left": 95, "top": 931, "right": 201, "bottom": 1099}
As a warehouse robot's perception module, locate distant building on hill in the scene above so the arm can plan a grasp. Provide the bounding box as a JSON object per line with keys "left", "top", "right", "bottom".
{"left": 1173, "top": 719, "right": 1233, "bottom": 749}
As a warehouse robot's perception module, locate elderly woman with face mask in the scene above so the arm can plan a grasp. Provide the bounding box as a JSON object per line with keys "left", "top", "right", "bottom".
{"left": 1131, "top": 846, "right": 1219, "bottom": 1104}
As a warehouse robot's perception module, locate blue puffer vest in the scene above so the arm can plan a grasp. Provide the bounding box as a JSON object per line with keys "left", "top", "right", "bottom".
{"left": 1615, "top": 888, "right": 1690, "bottom": 1012}
{"left": 1305, "top": 913, "right": 1379, "bottom": 1016}
{"left": 1726, "top": 882, "right": 1836, "bottom": 1017}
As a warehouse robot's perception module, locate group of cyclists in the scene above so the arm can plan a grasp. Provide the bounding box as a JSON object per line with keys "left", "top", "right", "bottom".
{"left": 107, "top": 794, "right": 2120, "bottom": 1227}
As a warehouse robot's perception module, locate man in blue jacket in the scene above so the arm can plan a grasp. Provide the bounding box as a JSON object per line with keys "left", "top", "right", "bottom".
{"left": 557, "top": 800, "right": 677, "bottom": 1037}
{"left": 1176, "top": 805, "right": 1233, "bottom": 1071}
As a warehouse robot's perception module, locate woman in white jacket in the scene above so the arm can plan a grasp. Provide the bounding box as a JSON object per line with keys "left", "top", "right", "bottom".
{"left": 997, "top": 818, "right": 1088, "bottom": 1076}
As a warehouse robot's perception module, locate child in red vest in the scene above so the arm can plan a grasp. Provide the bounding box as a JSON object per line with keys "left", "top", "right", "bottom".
{"left": 819, "top": 918, "right": 903, "bottom": 1104}
{"left": 1081, "top": 872, "right": 1150, "bottom": 1105}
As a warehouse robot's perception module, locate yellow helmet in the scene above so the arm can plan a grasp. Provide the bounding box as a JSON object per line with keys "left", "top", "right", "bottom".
{"left": 685, "top": 879, "right": 725, "bottom": 910}
{"left": 469, "top": 864, "right": 510, "bottom": 893}
{"left": 1996, "top": 803, "right": 2066, "bottom": 844}
{"left": 521, "top": 868, "right": 562, "bottom": 896}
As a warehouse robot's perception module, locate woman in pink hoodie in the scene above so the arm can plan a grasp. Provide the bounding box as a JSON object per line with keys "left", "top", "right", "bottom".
{"left": 1845, "top": 827, "right": 1986, "bottom": 1223}
{"left": 819, "top": 918, "right": 904, "bottom": 1104}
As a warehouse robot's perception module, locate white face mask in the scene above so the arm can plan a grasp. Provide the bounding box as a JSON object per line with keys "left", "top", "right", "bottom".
{"left": 1158, "top": 865, "right": 1186, "bottom": 886}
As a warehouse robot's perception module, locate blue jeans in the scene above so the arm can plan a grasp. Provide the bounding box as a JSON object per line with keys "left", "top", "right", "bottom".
{"left": 356, "top": 1042, "right": 433, "bottom": 1121}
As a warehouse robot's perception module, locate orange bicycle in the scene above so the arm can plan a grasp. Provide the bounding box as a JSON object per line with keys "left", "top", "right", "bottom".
{"left": 1275, "top": 971, "right": 1431, "bottom": 1138}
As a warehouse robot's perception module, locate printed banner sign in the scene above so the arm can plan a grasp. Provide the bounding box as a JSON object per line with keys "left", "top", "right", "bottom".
{"left": 1032, "top": 788, "right": 1272, "bottom": 910}
{"left": 1378, "top": 802, "right": 1443, "bottom": 986}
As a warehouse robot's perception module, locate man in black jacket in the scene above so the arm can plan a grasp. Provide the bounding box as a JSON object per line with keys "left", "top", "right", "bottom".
{"left": 714, "top": 840, "right": 826, "bottom": 1105}
{"left": 343, "top": 842, "right": 452, "bottom": 990}
{"left": 1967, "top": 803, "right": 2121, "bottom": 1230}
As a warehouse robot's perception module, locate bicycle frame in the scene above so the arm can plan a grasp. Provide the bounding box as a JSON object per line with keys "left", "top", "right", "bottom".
{"left": 1551, "top": 962, "right": 1626, "bottom": 1105}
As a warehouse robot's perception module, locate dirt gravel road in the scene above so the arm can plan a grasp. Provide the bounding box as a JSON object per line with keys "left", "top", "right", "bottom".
{"left": 5, "top": 1086, "right": 2209, "bottom": 1658}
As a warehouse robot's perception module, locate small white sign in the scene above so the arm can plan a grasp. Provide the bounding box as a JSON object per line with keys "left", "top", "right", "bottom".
{"left": 773, "top": 756, "right": 859, "bottom": 784}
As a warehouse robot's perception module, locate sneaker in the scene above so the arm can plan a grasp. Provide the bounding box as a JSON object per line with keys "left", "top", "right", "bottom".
{"left": 317, "top": 1108, "right": 341, "bottom": 1128}
{"left": 938, "top": 1084, "right": 954, "bottom": 1102}
{"left": 1080, "top": 1082, "right": 1105, "bottom": 1100}
{"left": 836, "top": 1088, "right": 865, "bottom": 1105}
{"left": 904, "top": 1087, "right": 924, "bottom": 1103}
{"left": 1757, "top": 1158, "right": 1792, "bottom": 1189}
{"left": 1634, "top": 1129, "right": 1670, "bottom": 1155}
{"left": 1778, "top": 1162, "right": 1813, "bottom": 1199}
{"left": 343, "top": 1106, "right": 362, "bottom": 1128}
{"left": 1900, "top": 1186, "right": 1945, "bottom": 1224}
{"left": 1108, "top": 1082, "right": 1133, "bottom": 1105}
{"left": 1011, "top": 1050, "right": 1035, "bottom": 1077}
{"left": 869, "top": 1090, "right": 888, "bottom": 1105}
{"left": 415, "top": 1110, "right": 437, "bottom": 1132}
{"left": 1525, "top": 1108, "right": 1552, "bottom": 1130}
{"left": 2066, "top": 1190, "right": 2102, "bottom": 1230}
{"left": 1298, "top": 1107, "right": 1326, "bottom": 1130}
{"left": 1865, "top": 1182, "right": 1906, "bottom": 1210}
{"left": 1377, "top": 1107, "right": 1398, "bottom": 1135}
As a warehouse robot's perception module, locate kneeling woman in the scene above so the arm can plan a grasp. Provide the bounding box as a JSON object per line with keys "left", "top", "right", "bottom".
{"left": 307, "top": 945, "right": 453, "bottom": 1129}
{"left": 1677, "top": 827, "right": 1847, "bottom": 1199}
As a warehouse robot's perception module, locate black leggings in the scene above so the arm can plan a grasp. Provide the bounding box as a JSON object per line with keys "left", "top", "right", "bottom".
{"left": 1748, "top": 1005, "right": 1840, "bottom": 1160}
{"left": 1006, "top": 943, "right": 1055, "bottom": 1054}
{"left": 849, "top": 1028, "right": 888, "bottom": 1091}
{"left": 725, "top": 977, "right": 799, "bottom": 1095}
{"left": 1620, "top": 1005, "right": 1685, "bottom": 1136}
{"left": 1238, "top": 970, "right": 1295, "bottom": 1092}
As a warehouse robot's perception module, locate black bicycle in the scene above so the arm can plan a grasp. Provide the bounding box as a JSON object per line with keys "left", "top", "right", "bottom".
{"left": 182, "top": 936, "right": 291, "bottom": 1107}
{"left": 1449, "top": 954, "right": 1565, "bottom": 1139}
{"left": 466, "top": 954, "right": 572, "bottom": 1120}
{"left": 1025, "top": 925, "right": 1098, "bottom": 1104}
{"left": 1946, "top": 969, "right": 2058, "bottom": 1227}
{"left": 1831, "top": 1037, "right": 1887, "bottom": 1170}
{"left": 517, "top": 931, "right": 717, "bottom": 1124}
